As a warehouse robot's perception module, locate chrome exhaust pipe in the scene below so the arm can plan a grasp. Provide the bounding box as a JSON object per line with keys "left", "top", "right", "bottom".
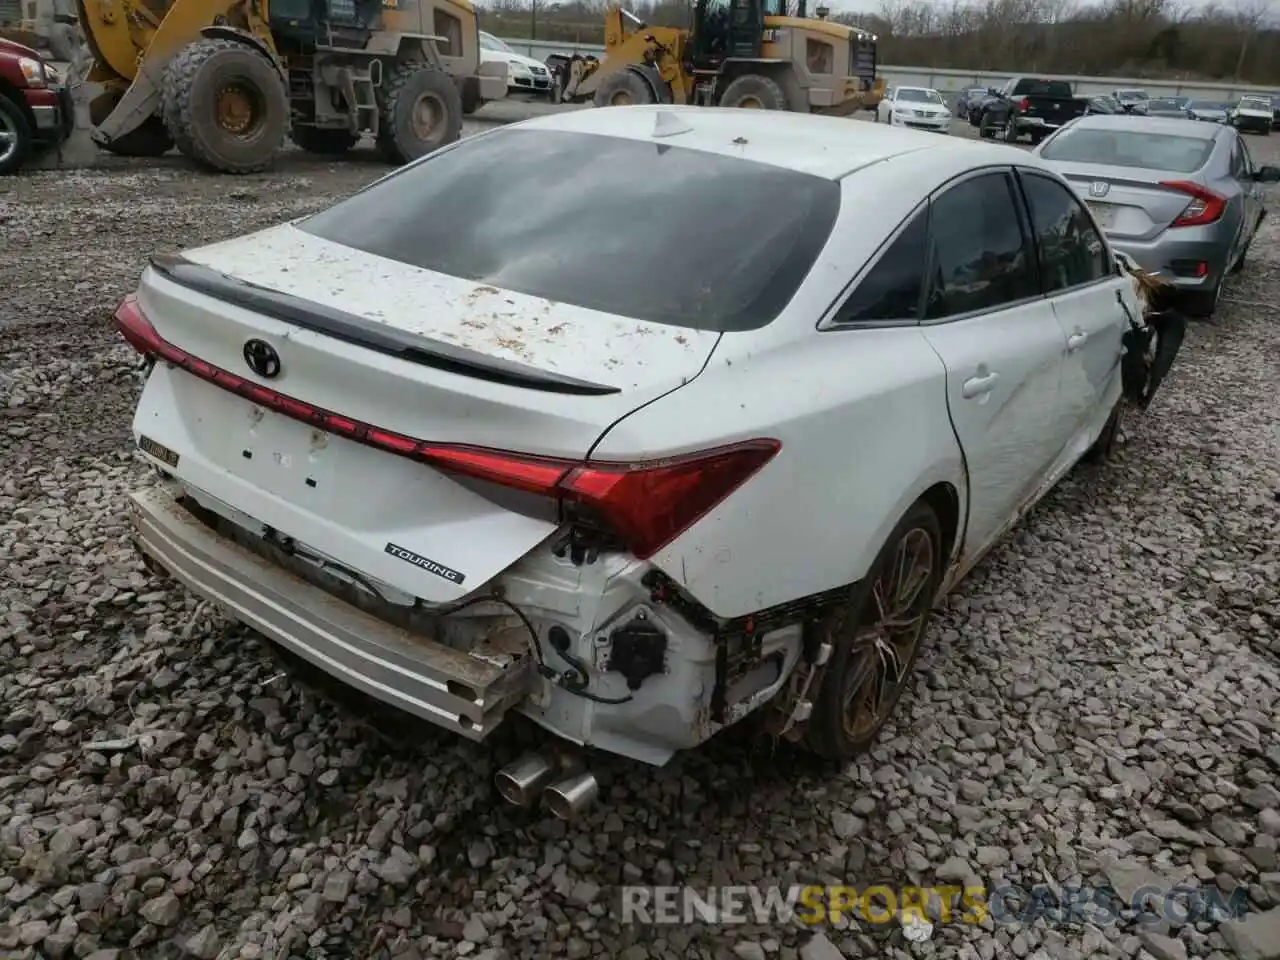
{"left": 543, "top": 771, "right": 599, "bottom": 821}
{"left": 495, "top": 751, "right": 560, "bottom": 808}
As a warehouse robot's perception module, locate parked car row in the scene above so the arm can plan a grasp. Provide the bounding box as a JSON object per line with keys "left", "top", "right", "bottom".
{"left": 958, "top": 83, "right": 1280, "bottom": 140}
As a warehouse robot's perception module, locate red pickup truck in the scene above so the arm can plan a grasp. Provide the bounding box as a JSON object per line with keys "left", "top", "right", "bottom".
{"left": 0, "top": 37, "right": 73, "bottom": 175}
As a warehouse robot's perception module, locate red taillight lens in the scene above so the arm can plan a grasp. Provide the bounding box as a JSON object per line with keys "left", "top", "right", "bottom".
{"left": 115, "top": 295, "right": 164, "bottom": 356}
{"left": 114, "top": 294, "right": 779, "bottom": 561}
{"left": 1016, "top": 97, "right": 1031, "bottom": 112}
{"left": 558, "top": 441, "right": 780, "bottom": 560}
{"left": 1161, "top": 180, "right": 1226, "bottom": 227}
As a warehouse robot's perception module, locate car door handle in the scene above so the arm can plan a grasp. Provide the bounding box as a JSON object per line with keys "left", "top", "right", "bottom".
{"left": 1067, "top": 331, "right": 1090, "bottom": 352}
{"left": 962, "top": 371, "right": 999, "bottom": 399}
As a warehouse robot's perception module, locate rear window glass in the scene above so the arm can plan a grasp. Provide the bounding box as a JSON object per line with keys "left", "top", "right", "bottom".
{"left": 1016, "top": 79, "right": 1073, "bottom": 97}
{"left": 299, "top": 128, "right": 840, "bottom": 332}
{"left": 1040, "top": 128, "right": 1214, "bottom": 173}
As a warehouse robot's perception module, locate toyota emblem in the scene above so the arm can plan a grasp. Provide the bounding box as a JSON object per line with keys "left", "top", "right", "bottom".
{"left": 1089, "top": 181, "right": 1110, "bottom": 198}
{"left": 243, "top": 339, "right": 281, "bottom": 379}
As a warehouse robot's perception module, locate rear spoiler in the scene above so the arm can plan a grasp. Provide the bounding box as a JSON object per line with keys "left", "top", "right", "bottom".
{"left": 146, "top": 254, "right": 621, "bottom": 397}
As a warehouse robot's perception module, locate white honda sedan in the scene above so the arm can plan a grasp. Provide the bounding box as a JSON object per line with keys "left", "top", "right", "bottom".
{"left": 117, "top": 106, "right": 1144, "bottom": 811}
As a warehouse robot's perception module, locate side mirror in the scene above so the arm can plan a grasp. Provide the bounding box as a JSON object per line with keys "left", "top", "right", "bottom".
{"left": 1255, "top": 165, "right": 1280, "bottom": 184}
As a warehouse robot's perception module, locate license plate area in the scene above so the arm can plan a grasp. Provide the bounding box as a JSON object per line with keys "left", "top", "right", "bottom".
{"left": 229, "top": 402, "right": 336, "bottom": 505}
{"left": 1086, "top": 201, "right": 1117, "bottom": 230}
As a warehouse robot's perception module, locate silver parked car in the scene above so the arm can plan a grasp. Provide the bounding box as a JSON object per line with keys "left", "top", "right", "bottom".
{"left": 1137, "top": 97, "right": 1190, "bottom": 118}
{"left": 1186, "top": 100, "right": 1233, "bottom": 124}
{"left": 1033, "top": 115, "right": 1278, "bottom": 316}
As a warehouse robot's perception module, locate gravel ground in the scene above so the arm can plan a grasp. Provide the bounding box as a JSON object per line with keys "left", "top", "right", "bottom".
{"left": 1, "top": 121, "right": 1279, "bottom": 960}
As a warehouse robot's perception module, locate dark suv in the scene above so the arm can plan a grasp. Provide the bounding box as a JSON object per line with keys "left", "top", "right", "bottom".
{"left": 0, "top": 37, "right": 73, "bottom": 175}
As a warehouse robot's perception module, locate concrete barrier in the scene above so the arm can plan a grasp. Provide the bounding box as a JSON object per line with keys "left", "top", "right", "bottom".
{"left": 493, "top": 36, "right": 1279, "bottom": 102}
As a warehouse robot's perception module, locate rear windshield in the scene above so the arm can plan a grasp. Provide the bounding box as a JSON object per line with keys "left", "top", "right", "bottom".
{"left": 299, "top": 128, "right": 839, "bottom": 332}
{"left": 1015, "top": 79, "right": 1073, "bottom": 97}
{"left": 1040, "top": 128, "right": 1215, "bottom": 173}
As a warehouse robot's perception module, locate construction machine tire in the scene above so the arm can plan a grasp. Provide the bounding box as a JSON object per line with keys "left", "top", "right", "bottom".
{"left": 592, "top": 70, "right": 655, "bottom": 108}
{"left": 161, "top": 38, "right": 289, "bottom": 175}
{"left": 291, "top": 127, "right": 359, "bottom": 156}
{"left": 375, "top": 64, "right": 463, "bottom": 166}
{"left": 719, "top": 74, "right": 790, "bottom": 110}
{"left": 89, "top": 90, "right": 175, "bottom": 158}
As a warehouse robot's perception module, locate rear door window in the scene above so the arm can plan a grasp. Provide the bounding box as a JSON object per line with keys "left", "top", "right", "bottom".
{"left": 300, "top": 128, "right": 841, "bottom": 332}
{"left": 925, "top": 172, "right": 1039, "bottom": 319}
{"left": 1018, "top": 172, "right": 1111, "bottom": 293}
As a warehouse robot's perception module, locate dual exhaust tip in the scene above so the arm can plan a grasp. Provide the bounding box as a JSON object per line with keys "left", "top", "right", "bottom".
{"left": 495, "top": 749, "right": 598, "bottom": 820}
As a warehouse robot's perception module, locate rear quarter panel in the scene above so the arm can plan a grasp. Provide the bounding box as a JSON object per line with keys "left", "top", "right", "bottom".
{"left": 594, "top": 330, "right": 964, "bottom": 619}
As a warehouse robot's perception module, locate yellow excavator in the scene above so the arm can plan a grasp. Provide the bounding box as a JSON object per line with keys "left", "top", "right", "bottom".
{"left": 75, "top": 0, "right": 506, "bottom": 172}
{"left": 556, "top": 0, "right": 883, "bottom": 114}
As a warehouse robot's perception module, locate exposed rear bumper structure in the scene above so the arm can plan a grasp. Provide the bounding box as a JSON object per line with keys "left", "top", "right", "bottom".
{"left": 128, "top": 486, "right": 535, "bottom": 739}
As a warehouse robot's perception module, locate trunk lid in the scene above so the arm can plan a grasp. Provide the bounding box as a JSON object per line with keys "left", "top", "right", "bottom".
{"left": 1052, "top": 164, "right": 1203, "bottom": 240}
{"left": 130, "top": 225, "right": 719, "bottom": 603}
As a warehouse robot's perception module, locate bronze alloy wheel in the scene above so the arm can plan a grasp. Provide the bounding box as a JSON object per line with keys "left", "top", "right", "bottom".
{"left": 839, "top": 526, "right": 935, "bottom": 741}
{"left": 805, "top": 501, "right": 943, "bottom": 759}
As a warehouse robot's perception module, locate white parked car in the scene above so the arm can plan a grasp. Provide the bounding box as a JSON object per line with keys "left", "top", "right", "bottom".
{"left": 479, "top": 31, "right": 554, "bottom": 99}
{"left": 876, "top": 86, "right": 951, "bottom": 132}
{"left": 117, "top": 106, "right": 1156, "bottom": 818}
{"left": 1231, "top": 95, "right": 1273, "bottom": 135}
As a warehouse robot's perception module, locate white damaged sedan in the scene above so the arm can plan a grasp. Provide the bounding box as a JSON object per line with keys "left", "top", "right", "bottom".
{"left": 118, "top": 106, "right": 1158, "bottom": 817}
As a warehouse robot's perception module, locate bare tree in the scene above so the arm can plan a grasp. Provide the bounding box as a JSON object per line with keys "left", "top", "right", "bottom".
{"left": 1230, "top": 0, "right": 1274, "bottom": 77}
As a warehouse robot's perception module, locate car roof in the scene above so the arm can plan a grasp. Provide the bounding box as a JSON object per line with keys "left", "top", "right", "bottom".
{"left": 896, "top": 86, "right": 937, "bottom": 93}
{"left": 1065, "top": 114, "right": 1222, "bottom": 140}
{"left": 512, "top": 105, "right": 1000, "bottom": 180}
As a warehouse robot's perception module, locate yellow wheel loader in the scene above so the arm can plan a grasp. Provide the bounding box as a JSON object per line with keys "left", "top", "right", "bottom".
{"left": 557, "top": 0, "right": 883, "bottom": 115}
{"left": 77, "top": 0, "right": 507, "bottom": 172}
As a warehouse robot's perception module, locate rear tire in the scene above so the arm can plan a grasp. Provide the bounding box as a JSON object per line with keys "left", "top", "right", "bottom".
{"left": 90, "top": 91, "right": 175, "bottom": 158}
{"left": 162, "top": 38, "right": 288, "bottom": 174}
{"left": 592, "top": 69, "right": 655, "bottom": 108}
{"left": 719, "top": 73, "right": 789, "bottom": 110}
{"left": 804, "top": 501, "right": 943, "bottom": 760}
{"left": 0, "top": 94, "right": 35, "bottom": 176}
{"left": 978, "top": 111, "right": 995, "bottom": 139}
{"left": 291, "top": 126, "right": 358, "bottom": 156}
{"left": 375, "top": 64, "right": 463, "bottom": 165}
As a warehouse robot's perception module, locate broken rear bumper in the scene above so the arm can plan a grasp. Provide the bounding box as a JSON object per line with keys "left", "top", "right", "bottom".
{"left": 127, "top": 485, "right": 534, "bottom": 739}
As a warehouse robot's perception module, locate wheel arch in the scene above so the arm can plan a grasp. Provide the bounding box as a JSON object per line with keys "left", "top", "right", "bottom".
{"left": 199, "top": 25, "right": 286, "bottom": 81}
{"left": 0, "top": 80, "right": 36, "bottom": 131}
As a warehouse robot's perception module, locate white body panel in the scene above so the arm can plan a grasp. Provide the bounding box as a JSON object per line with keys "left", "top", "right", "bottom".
{"left": 123, "top": 107, "right": 1141, "bottom": 764}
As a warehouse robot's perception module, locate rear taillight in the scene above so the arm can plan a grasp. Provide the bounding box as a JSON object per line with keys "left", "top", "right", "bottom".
{"left": 114, "top": 296, "right": 778, "bottom": 560}
{"left": 1161, "top": 180, "right": 1226, "bottom": 227}
{"left": 1016, "top": 97, "right": 1031, "bottom": 112}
